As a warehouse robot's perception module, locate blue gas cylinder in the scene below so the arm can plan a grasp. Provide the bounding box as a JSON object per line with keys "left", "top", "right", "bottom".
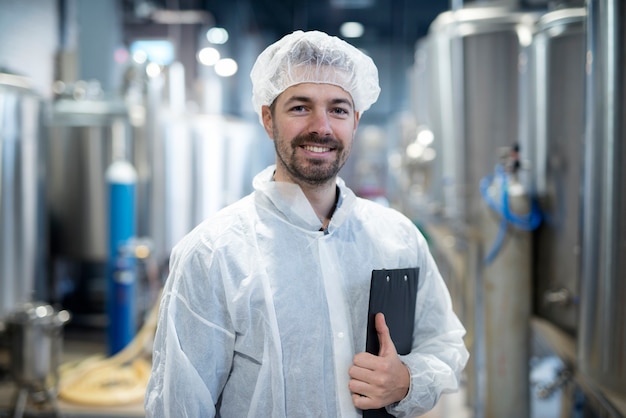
{"left": 105, "top": 159, "right": 137, "bottom": 355}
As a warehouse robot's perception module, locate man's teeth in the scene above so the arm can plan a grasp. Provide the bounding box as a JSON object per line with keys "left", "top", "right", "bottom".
{"left": 303, "top": 145, "right": 330, "bottom": 153}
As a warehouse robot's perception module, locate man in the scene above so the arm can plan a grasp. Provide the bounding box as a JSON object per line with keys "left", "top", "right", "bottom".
{"left": 145, "top": 30, "right": 468, "bottom": 417}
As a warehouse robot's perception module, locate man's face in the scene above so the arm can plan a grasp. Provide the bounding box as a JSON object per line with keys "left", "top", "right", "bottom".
{"left": 262, "top": 82, "right": 360, "bottom": 187}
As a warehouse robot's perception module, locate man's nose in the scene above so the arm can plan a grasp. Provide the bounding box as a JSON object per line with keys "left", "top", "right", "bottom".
{"left": 308, "top": 110, "right": 333, "bottom": 136}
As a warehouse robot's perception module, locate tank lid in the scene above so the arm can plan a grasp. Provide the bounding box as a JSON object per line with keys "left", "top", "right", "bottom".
{"left": 536, "top": 7, "right": 586, "bottom": 30}
{"left": 430, "top": 6, "right": 539, "bottom": 34}
{"left": 0, "top": 72, "right": 32, "bottom": 89}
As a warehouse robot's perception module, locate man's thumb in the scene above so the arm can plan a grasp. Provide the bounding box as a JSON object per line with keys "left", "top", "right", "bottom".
{"left": 376, "top": 312, "right": 397, "bottom": 356}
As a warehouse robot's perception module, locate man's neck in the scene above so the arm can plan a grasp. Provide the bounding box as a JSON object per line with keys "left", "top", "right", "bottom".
{"left": 273, "top": 170, "right": 338, "bottom": 225}
{"left": 300, "top": 182, "right": 338, "bottom": 226}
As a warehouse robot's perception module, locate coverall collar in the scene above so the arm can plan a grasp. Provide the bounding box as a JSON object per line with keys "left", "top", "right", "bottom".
{"left": 253, "top": 165, "right": 356, "bottom": 234}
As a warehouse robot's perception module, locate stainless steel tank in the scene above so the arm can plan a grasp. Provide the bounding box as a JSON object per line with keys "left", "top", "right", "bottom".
{"left": 191, "top": 114, "right": 267, "bottom": 225}
{"left": 0, "top": 72, "right": 46, "bottom": 321}
{"left": 578, "top": 0, "right": 626, "bottom": 396}
{"left": 47, "top": 91, "right": 132, "bottom": 324}
{"left": 6, "top": 302, "right": 69, "bottom": 409}
{"left": 149, "top": 107, "right": 194, "bottom": 263}
{"left": 428, "top": 7, "right": 538, "bottom": 227}
{"left": 48, "top": 95, "right": 130, "bottom": 260}
{"left": 526, "top": 8, "right": 586, "bottom": 334}
{"left": 428, "top": 9, "right": 539, "bottom": 416}
{"left": 148, "top": 110, "right": 271, "bottom": 267}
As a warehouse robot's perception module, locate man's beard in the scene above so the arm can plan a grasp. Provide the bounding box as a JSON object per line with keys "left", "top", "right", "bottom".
{"left": 274, "top": 131, "right": 349, "bottom": 186}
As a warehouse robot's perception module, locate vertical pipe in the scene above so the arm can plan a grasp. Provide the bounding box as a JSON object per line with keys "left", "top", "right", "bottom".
{"left": 578, "top": 0, "right": 626, "bottom": 396}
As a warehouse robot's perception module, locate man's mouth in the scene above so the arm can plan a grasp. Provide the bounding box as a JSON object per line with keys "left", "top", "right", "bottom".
{"left": 302, "top": 145, "right": 333, "bottom": 153}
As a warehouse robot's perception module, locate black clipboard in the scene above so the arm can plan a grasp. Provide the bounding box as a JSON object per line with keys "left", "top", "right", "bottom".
{"left": 364, "top": 267, "right": 419, "bottom": 418}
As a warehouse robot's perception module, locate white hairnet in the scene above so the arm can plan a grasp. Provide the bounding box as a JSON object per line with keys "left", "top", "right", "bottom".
{"left": 250, "top": 30, "right": 380, "bottom": 123}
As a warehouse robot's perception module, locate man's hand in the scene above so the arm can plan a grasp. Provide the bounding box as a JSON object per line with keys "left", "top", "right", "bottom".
{"left": 348, "top": 313, "right": 410, "bottom": 410}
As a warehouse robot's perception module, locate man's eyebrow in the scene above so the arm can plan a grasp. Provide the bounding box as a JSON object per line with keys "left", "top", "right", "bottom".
{"left": 283, "top": 95, "right": 313, "bottom": 106}
{"left": 330, "top": 97, "right": 354, "bottom": 109}
{"left": 283, "top": 95, "right": 354, "bottom": 109}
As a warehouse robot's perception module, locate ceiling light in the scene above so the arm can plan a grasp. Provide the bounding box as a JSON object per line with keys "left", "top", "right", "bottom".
{"left": 214, "top": 58, "right": 238, "bottom": 77}
{"left": 206, "top": 27, "right": 229, "bottom": 44}
{"left": 146, "top": 62, "right": 162, "bottom": 78}
{"left": 406, "top": 142, "right": 424, "bottom": 159}
{"left": 340, "top": 21, "right": 364, "bottom": 38}
{"left": 197, "top": 47, "right": 221, "bottom": 66}
{"left": 416, "top": 128, "right": 434, "bottom": 146}
{"left": 132, "top": 50, "right": 147, "bottom": 64}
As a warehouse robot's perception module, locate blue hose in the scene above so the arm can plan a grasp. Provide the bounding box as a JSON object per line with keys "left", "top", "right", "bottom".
{"left": 480, "top": 164, "right": 542, "bottom": 264}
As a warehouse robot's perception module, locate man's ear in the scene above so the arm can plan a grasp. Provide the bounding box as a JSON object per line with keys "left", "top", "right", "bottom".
{"left": 354, "top": 111, "right": 361, "bottom": 131}
{"left": 262, "top": 105, "right": 274, "bottom": 139}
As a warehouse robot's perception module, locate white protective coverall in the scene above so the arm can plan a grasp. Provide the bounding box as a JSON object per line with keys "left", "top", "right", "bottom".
{"left": 145, "top": 165, "right": 469, "bottom": 417}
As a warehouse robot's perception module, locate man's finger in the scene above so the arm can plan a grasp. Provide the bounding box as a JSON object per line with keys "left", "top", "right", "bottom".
{"left": 376, "top": 312, "right": 397, "bottom": 357}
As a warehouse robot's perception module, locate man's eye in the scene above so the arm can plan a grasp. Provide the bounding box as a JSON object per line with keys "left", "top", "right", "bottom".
{"left": 332, "top": 108, "right": 349, "bottom": 115}
{"left": 290, "top": 105, "right": 306, "bottom": 112}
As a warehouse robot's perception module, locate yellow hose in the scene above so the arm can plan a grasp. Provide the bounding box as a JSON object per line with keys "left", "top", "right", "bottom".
{"left": 58, "top": 292, "right": 161, "bottom": 406}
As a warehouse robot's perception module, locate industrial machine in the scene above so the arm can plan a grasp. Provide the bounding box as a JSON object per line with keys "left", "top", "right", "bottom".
{"left": 404, "top": 2, "right": 626, "bottom": 417}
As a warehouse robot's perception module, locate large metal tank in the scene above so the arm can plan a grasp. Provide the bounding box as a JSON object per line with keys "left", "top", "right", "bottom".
{"left": 428, "top": 7, "right": 538, "bottom": 227}
{"left": 191, "top": 114, "right": 269, "bottom": 224}
{"left": 0, "top": 72, "right": 46, "bottom": 321}
{"left": 428, "top": 9, "right": 539, "bottom": 416}
{"left": 578, "top": 0, "right": 626, "bottom": 396}
{"left": 47, "top": 89, "right": 132, "bottom": 324}
{"left": 526, "top": 8, "right": 586, "bottom": 334}
{"left": 146, "top": 92, "right": 272, "bottom": 270}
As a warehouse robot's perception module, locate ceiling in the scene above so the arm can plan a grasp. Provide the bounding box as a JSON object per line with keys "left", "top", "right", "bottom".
{"left": 223, "top": 0, "right": 450, "bottom": 46}
{"left": 123, "top": 0, "right": 452, "bottom": 50}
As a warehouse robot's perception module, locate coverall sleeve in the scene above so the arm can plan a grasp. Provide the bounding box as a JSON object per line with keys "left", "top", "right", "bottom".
{"left": 387, "top": 239, "right": 470, "bottom": 418}
{"left": 144, "top": 243, "right": 235, "bottom": 418}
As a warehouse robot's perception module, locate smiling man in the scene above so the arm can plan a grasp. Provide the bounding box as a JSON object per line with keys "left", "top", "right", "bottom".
{"left": 264, "top": 82, "right": 357, "bottom": 230}
{"left": 145, "top": 30, "right": 469, "bottom": 418}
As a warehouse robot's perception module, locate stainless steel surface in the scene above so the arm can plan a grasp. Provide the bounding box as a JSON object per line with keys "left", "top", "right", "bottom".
{"left": 578, "top": 0, "right": 626, "bottom": 396}
{"left": 8, "top": 303, "right": 69, "bottom": 418}
{"left": 427, "top": 9, "right": 538, "bottom": 415}
{"left": 150, "top": 108, "right": 193, "bottom": 261}
{"left": 47, "top": 96, "right": 131, "bottom": 261}
{"left": 6, "top": 302, "right": 69, "bottom": 398}
{"left": 526, "top": 8, "right": 586, "bottom": 334}
{"left": 191, "top": 114, "right": 265, "bottom": 225}
{"left": 481, "top": 175, "right": 532, "bottom": 418}
{"left": 148, "top": 108, "right": 271, "bottom": 265}
{"left": 428, "top": 7, "right": 538, "bottom": 227}
{"left": 0, "top": 73, "right": 45, "bottom": 321}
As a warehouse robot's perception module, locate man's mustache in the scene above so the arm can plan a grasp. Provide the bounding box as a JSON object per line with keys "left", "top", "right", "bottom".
{"left": 292, "top": 133, "right": 342, "bottom": 149}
